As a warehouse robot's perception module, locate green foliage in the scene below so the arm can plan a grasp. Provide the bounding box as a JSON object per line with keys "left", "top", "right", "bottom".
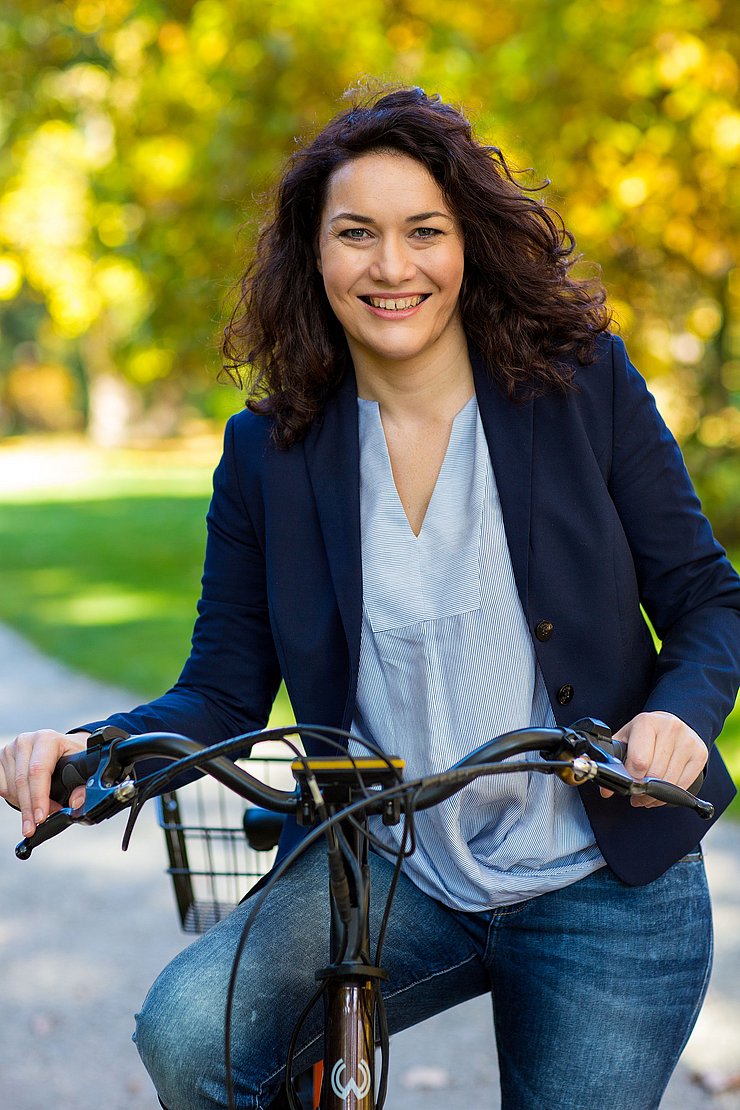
{"left": 0, "top": 0, "right": 738, "bottom": 538}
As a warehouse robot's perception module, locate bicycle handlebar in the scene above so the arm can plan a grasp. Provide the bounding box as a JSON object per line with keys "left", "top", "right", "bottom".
{"left": 15, "top": 719, "right": 714, "bottom": 860}
{"left": 49, "top": 730, "right": 299, "bottom": 813}
{"left": 407, "top": 721, "right": 706, "bottom": 810}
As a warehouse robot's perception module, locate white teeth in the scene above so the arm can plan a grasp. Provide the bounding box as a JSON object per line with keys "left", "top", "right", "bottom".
{"left": 368, "top": 295, "right": 425, "bottom": 310}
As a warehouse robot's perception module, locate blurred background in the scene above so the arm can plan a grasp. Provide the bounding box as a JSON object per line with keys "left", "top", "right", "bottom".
{"left": 0, "top": 0, "right": 738, "bottom": 772}
{"left": 1, "top": 6, "right": 740, "bottom": 1108}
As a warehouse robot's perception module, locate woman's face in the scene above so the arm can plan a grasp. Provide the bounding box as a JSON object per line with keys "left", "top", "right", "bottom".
{"left": 316, "top": 151, "right": 466, "bottom": 371}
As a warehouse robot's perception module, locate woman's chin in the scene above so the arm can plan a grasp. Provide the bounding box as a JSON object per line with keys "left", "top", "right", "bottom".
{"left": 348, "top": 328, "right": 460, "bottom": 370}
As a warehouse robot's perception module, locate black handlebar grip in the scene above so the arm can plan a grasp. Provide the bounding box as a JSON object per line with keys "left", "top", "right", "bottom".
{"left": 599, "top": 738, "right": 705, "bottom": 796}
{"left": 49, "top": 750, "right": 101, "bottom": 806}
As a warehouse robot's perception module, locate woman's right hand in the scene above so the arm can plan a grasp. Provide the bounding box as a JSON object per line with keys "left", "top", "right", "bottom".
{"left": 0, "top": 730, "right": 90, "bottom": 837}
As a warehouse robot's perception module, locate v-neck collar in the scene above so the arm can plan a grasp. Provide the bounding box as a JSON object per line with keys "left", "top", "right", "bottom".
{"left": 357, "top": 394, "right": 478, "bottom": 540}
{"left": 357, "top": 395, "right": 487, "bottom": 631}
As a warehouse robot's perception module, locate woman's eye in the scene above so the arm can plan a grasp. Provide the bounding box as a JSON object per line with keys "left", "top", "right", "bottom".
{"left": 340, "top": 228, "right": 372, "bottom": 241}
{"left": 411, "top": 227, "right": 442, "bottom": 240}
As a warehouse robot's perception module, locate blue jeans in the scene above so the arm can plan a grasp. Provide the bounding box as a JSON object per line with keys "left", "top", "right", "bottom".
{"left": 135, "top": 842, "right": 712, "bottom": 1110}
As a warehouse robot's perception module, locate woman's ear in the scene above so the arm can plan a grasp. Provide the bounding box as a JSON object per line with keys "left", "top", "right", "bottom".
{"left": 315, "top": 255, "right": 323, "bottom": 275}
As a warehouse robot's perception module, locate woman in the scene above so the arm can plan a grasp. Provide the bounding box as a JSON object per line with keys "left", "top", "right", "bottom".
{"left": 3, "top": 86, "right": 740, "bottom": 1109}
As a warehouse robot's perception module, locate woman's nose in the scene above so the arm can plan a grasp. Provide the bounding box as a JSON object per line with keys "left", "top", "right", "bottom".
{"left": 368, "top": 237, "right": 416, "bottom": 285}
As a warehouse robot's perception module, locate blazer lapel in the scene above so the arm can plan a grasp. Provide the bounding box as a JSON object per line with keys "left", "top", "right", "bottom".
{"left": 303, "top": 369, "right": 363, "bottom": 697}
{"left": 472, "top": 352, "right": 533, "bottom": 614}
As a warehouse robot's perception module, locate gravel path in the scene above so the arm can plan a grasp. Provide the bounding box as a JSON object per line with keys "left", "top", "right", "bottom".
{"left": 0, "top": 622, "right": 738, "bottom": 1108}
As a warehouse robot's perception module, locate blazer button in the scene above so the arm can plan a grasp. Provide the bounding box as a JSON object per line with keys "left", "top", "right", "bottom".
{"left": 557, "top": 684, "right": 574, "bottom": 705}
{"left": 535, "top": 620, "right": 554, "bottom": 642}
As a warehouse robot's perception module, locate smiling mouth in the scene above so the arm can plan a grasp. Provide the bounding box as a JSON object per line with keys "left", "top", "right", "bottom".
{"left": 359, "top": 294, "right": 430, "bottom": 311}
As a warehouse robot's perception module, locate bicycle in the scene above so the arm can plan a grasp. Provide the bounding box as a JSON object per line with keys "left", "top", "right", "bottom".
{"left": 14, "top": 717, "right": 712, "bottom": 1110}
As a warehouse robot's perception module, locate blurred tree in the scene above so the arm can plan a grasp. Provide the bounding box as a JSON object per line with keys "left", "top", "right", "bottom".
{"left": 0, "top": 0, "right": 737, "bottom": 535}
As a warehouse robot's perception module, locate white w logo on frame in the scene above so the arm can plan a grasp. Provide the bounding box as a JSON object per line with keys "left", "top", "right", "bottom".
{"left": 330, "top": 1058, "right": 372, "bottom": 1101}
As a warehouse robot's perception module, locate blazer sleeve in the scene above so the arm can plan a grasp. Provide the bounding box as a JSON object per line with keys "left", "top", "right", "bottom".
{"left": 75, "top": 415, "right": 282, "bottom": 744}
{"left": 607, "top": 335, "right": 740, "bottom": 745}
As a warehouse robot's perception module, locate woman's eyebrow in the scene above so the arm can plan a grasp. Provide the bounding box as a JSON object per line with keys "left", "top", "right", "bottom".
{"left": 405, "top": 210, "right": 451, "bottom": 222}
{"left": 328, "top": 210, "right": 452, "bottom": 224}
{"left": 329, "top": 212, "right": 376, "bottom": 224}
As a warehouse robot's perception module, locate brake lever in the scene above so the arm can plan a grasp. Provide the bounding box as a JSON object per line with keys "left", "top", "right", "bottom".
{"left": 548, "top": 719, "right": 714, "bottom": 821}
{"left": 567, "top": 715, "right": 706, "bottom": 795}
{"left": 560, "top": 751, "right": 714, "bottom": 820}
{"left": 15, "top": 807, "right": 77, "bottom": 859}
{"left": 15, "top": 746, "right": 138, "bottom": 860}
{"left": 635, "top": 776, "right": 714, "bottom": 819}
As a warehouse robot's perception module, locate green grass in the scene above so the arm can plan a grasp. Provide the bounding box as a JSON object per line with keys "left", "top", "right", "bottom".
{"left": 0, "top": 493, "right": 211, "bottom": 695}
{"left": 0, "top": 437, "right": 293, "bottom": 722}
{"left": 0, "top": 438, "right": 736, "bottom": 797}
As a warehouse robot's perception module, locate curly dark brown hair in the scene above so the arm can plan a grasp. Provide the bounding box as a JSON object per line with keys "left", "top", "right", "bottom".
{"left": 223, "top": 85, "right": 612, "bottom": 447}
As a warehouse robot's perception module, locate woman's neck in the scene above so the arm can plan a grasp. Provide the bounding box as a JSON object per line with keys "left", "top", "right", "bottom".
{"left": 352, "top": 336, "right": 474, "bottom": 425}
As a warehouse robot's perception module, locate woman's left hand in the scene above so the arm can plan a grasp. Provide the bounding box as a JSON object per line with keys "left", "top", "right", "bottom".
{"left": 600, "top": 710, "right": 708, "bottom": 807}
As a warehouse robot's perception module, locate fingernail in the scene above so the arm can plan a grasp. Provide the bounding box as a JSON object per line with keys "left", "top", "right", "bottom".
{"left": 23, "top": 820, "right": 34, "bottom": 837}
{"left": 34, "top": 809, "right": 45, "bottom": 825}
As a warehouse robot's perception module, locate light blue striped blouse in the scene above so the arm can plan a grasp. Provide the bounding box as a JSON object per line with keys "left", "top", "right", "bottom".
{"left": 350, "top": 394, "right": 605, "bottom": 910}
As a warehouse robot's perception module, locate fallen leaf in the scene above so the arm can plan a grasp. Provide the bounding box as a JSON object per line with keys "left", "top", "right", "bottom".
{"left": 690, "top": 1070, "right": 740, "bottom": 1095}
{"left": 400, "top": 1066, "right": 451, "bottom": 1090}
{"left": 30, "top": 1013, "right": 57, "bottom": 1037}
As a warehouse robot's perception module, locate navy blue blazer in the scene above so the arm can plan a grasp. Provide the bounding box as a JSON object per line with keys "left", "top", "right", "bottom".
{"left": 85, "top": 334, "right": 740, "bottom": 885}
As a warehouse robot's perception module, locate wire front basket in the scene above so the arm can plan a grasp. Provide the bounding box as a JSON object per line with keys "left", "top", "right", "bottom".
{"left": 156, "top": 747, "right": 294, "bottom": 934}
